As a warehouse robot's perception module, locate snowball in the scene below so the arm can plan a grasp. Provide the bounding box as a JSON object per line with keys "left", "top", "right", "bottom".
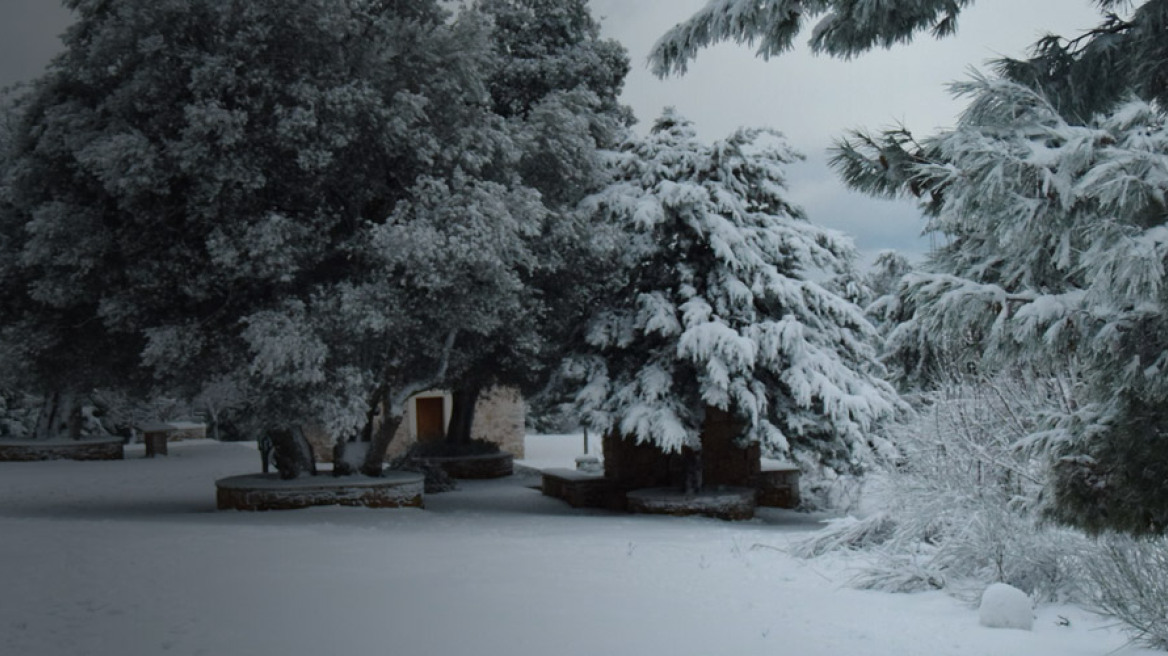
{"left": 978, "top": 583, "right": 1033, "bottom": 631}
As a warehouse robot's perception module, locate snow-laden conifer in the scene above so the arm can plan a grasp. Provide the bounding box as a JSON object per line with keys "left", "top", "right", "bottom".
{"left": 836, "top": 74, "right": 1168, "bottom": 534}
{"left": 570, "top": 110, "right": 898, "bottom": 473}
{"left": 650, "top": 0, "right": 975, "bottom": 76}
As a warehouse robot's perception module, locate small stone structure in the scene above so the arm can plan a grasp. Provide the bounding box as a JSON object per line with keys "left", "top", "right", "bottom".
{"left": 540, "top": 468, "right": 617, "bottom": 509}
{"left": 304, "top": 386, "right": 525, "bottom": 465}
{"left": 542, "top": 407, "right": 802, "bottom": 520}
{"left": 0, "top": 437, "right": 124, "bottom": 462}
{"left": 137, "top": 421, "right": 209, "bottom": 457}
{"left": 410, "top": 452, "right": 514, "bottom": 479}
{"left": 626, "top": 487, "right": 756, "bottom": 521}
{"left": 216, "top": 472, "right": 424, "bottom": 511}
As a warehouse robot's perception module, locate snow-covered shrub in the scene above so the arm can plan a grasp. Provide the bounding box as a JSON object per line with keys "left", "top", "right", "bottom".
{"left": 795, "top": 465, "right": 867, "bottom": 514}
{"left": 0, "top": 390, "right": 39, "bottom": 438}
{"left": 1079, "top": 535, "right": 1168, "bottom": 649}
{"left": 794, "top": 373, "right": 1089, "bottom": 601}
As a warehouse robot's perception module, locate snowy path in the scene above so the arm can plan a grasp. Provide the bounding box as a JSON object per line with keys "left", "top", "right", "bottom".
{"left": 0, "top": 438, "right": 1155, "bottom": 656}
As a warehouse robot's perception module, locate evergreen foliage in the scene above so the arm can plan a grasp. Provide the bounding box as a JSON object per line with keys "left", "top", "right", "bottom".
{"left": 567, "top": 110, "right": 898, "bottom": 473}
{"left": 834, "top": 75, "right": 1168, "bottom": 534}
{"left": 661, "top": 0, "right": 1168, "bottom": 535}
{"left": 650, "top": 0, "right": 976, "bottom": 77}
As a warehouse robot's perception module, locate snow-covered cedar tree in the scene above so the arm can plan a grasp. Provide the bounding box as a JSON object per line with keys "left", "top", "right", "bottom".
{"left": 422, "top": 0, "right": 633, "bottom": 450}
{"left": 567, "top": 110, "right": 899, "bottom": 488}
{"left": 701, "top": 0, "right": 1168, "bottom": 535}
{"left": 649, "top": 0, "right": 978, "bottom": 76}
{"left": 0, "top": 0, "right": 569, "bottom": 476}
{"left": 833, "top": 72, "right": 1168, "bottom": 535}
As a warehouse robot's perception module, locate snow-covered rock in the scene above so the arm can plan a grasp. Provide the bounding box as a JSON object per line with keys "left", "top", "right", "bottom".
{"left": 979, "top": 583, "right": 1033, "bottom": 630}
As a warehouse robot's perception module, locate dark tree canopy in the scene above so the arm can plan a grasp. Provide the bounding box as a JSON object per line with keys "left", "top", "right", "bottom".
{"left": 0, "top": 0, "right": 630, "bottom": 467}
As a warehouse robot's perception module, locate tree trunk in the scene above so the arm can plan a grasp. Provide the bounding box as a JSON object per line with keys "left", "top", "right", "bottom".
{"left": 268, "top": 427, "right": 316, "bottom": 480}
{"left": 683, "top": 447, "right": 703, "bottom": 495}
{"left": 32, "top": 391, "right": 82, "bottom": 440}
{"left": 361, "top": 408, "right": 403, "bottom": 477}
{"left": 444, "top": 383, "right": 483, "bottom": 446}
{"left": 33, "top": 391, "right": 58, "bottom": 440}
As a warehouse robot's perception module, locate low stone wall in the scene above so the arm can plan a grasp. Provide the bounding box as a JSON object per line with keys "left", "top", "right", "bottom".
{"left": 164, "top": 422, "right": 207, "bottom": 441}
{"left": 626, "top": 486, "right": 756, "bottom": 521}
{"left": 0, "top": 437, "right": 124, "bottom": 462}
{"left": 413, "top": 452, "right": 513, "bottom": 479}
{"left": 541, "top": 468, "right": 625, "bottom": 511}
{"left": 755, "top": 465, "right": 801, "bottom": 509}
{"left": 216, "top": 472, "right": 424, "bottom": 511}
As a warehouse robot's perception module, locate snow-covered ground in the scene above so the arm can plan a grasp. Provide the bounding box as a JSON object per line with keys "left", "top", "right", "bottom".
{"left": 0, "top": 436, "right": 1156, "bottom": 656}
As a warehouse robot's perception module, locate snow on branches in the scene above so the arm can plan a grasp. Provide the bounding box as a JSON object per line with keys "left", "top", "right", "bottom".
{"left": 842, "top": 74, "right": 1168, "bottom": 533}
{"left": 569, "top": 110, "right": 898, "bottom": 471}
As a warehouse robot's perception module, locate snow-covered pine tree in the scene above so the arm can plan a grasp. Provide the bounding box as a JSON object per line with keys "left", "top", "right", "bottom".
{"left": 649, "top": 0, "right": 976, "bottom": 76}
{"left": 653, "top": 0, "right": 1168, "bottom": 535}
{"left": 569, "top": 110, "right": 898, "bottom": 486}
{"left": 835, "top": 74, "right": 1168, "bottom": 535}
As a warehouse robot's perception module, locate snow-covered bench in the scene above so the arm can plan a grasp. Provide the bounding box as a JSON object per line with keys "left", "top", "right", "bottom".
{"left": 541, "top": 468, "right": 622, "bottom": 510}
{"left": 136, "top": 422, "right": 206, "bottom": 457}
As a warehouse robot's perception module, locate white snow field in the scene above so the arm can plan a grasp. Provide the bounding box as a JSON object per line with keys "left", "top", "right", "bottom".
{"left": 0, "top": 436, "right": 1157, "bottom": 656}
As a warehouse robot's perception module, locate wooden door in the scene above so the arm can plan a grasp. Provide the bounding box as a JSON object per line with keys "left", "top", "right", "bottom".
{"left": 415, "top": 397, "right": 445, "bottom": 442}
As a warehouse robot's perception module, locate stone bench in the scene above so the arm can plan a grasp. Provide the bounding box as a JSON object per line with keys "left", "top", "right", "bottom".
{"left": 136, "top": 422, "right": 207, "bottom": 457}
{"left": 756, "top": 462, "right": 801, "bottom": 508}
{"left": 0, "top": 437, "right": 124, "bottom": 462}
{"left": 216, "top": 472, "right": 424, "bottom": 511}
{"left": 541, "top": 468, "right": 624, "bottom": 510}
{"left": 626, "top": 486, "right": 756, "bottom": 521}
{"left": 411, "top": 452, "right": 514, "bottom": 479}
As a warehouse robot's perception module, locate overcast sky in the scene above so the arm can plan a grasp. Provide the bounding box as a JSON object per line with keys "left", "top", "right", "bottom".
{"left": 2, "top": 0, "right": 1107, "bottom": 266}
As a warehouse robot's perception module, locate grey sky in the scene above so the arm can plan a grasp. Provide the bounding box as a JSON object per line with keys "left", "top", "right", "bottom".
{"left": 2, "top": 0, "right": 1107, "bottom": 266}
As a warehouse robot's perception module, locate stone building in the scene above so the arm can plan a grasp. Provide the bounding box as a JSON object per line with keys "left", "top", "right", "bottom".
{"left": 305, "top": 386, "right": 525, "bottom": 462}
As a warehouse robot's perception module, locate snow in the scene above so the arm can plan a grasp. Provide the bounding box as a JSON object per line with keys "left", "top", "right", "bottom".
{"left": 979, "top": 583, "right": 1035, "bottom": 631}
{"left": 0, "top": 436, "right": 1155, "bottom": 656}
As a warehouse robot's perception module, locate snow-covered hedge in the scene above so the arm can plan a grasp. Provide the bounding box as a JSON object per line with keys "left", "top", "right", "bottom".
{"left": 793, "top": 374, "right": 1088, "bottom": 601}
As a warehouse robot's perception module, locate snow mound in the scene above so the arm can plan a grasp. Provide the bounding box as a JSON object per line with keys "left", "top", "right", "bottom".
{"left": 979, "top": 583, "right": 1033, "bottom": 630}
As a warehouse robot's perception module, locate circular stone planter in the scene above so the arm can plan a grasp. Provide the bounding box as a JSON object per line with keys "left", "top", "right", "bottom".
{"left": 216, "top": 472, "right": 424, "bottom": 511}
{"left": 0, "top": 437, "right": 124, "bottom": 462}
{"left": 413, "top": 452, "right": 513, "bottom": 479}
{"left": 626, "top": 486, "right": 756, "bottom": 521}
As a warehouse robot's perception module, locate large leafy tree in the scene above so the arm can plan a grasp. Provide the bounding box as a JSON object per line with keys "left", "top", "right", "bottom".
{"left": 430, "top": 0, "right": 632, "bottom": 449}
{"left": 568, "top": 110, "right": 898, "bottom": 490}
{"left": 0, "top": 0, "right": 556, "bottom": 475}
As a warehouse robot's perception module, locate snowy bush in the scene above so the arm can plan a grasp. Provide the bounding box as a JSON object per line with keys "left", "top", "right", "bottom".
{"left": 1078, "top": 535, "right": 1168, "bottom": 649}
{"left": 793, "top": 373, "right": 1089, "bottom": 602}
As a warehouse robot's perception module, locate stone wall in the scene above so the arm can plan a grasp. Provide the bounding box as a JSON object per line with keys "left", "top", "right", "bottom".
{"left": 0, "top": 437, "right": 124, "bottom": 461}
{"left": 470, "top": 387, "right": 525, "bottom": 458}
{"left": 215, "top": 472, "right": 424, "bottom": 511}
{"left": 304, "top": 386, "right": 525, "bottom": 463}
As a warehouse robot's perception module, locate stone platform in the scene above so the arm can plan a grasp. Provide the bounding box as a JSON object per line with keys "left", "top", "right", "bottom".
{"left": 0, "top": 437, "right": 124, "bottom": 462}
{"left": 625, "top": 486, "right": 757, "bottom": 521}
{"left": 412, "top": 452, "right": 513, "bottom": 479}
{"left": 216, "top": 472, "right": 424, "bottom": 511}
